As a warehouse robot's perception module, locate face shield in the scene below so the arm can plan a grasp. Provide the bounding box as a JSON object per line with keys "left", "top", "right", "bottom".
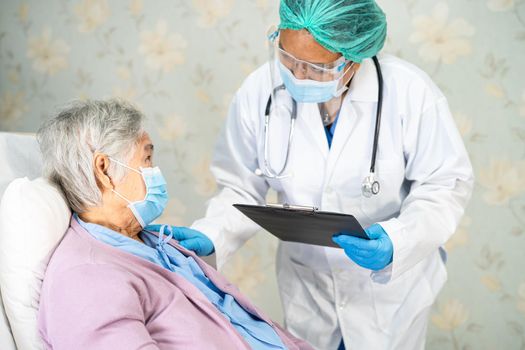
{"left": 268, "top": 27, "right": 355, "bottom": 106}
{"left": 277, "top": 43, "right": 352, "bottom": 82}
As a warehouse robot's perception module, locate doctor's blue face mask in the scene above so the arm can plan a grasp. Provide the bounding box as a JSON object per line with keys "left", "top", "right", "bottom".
{"left": 109, "top": 157, "right": 168, "bottom": 228}
{"left": 278, "top": 60, "right": 355, "bottom": 103}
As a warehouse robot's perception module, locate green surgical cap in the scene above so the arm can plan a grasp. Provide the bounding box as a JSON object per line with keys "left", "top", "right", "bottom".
{"left": 279, "top": 0, "right": 387, "bottom": 63}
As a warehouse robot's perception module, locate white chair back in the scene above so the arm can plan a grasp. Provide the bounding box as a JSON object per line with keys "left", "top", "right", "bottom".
{"left": 0, "top": 132, "right": 43, "bottom": 350}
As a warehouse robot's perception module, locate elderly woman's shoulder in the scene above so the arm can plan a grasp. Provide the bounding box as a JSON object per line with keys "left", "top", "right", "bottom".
{"left": 38, "top": 258, "right": 145, "bottom": 341}
{"left": 42, "top": 225, "right": 138, "bottom": 294}
{"left": 40, "top": 246, "right": 144, "bottom": 311}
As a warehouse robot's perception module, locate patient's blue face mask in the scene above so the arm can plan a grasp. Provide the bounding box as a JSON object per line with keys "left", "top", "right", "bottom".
{"left": 109, "top": 158, "right": 168, "bottom": 228}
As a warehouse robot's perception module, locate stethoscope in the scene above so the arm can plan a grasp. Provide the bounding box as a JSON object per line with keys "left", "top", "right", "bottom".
{"left": 255, "top": 56, "right": 384, "bottom": 198}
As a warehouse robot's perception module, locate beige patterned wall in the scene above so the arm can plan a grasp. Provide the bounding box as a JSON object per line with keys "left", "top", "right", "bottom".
{"left": 0, "top": 1, "right": 524, "bottom": 349}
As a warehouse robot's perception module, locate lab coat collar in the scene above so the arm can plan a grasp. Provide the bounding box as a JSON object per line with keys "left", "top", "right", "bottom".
{"left": 347, "top": 57, "right": 379, "bottom": 102}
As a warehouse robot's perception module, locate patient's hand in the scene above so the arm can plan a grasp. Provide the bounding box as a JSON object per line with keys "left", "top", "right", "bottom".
{"left": 145, "top": 225, "right": 215, "bottom": 256}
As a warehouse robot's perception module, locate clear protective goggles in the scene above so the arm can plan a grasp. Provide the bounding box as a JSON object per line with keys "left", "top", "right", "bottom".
{"left": 268, "top": 27, "right": 354, "bottom": 82}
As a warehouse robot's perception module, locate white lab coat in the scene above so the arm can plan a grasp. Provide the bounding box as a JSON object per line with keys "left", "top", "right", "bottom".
{"left": 192, "top": 54, "right": 474, "bottom": 350}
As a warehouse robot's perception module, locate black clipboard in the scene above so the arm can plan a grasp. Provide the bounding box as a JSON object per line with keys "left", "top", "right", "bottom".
{"left": 233, "top": 203, "right": 368, "bottom": 248}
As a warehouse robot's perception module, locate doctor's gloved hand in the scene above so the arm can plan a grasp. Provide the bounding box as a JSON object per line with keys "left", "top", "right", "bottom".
{"left": 145, "top": 225, "right": 215, "bottom": 256}
{"left": 332, "top": 223, "right": 393, "bottom": 271}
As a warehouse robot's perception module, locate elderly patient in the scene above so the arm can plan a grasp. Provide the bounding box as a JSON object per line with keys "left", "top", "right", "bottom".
{"left": 37, "top": 99, "right": 312, "bottom": 350}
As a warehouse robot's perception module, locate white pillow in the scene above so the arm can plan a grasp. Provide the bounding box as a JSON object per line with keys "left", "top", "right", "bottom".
{"left": 0, "top": 177, "right": 70, "bottom": 350}
{"left": 0, "top": 132, "right": 42, "bottom": 196}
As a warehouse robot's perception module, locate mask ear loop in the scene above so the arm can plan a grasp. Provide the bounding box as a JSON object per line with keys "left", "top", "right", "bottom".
{"left": 332, "top": 61, "right": 356, "bottom": 97}
{"left": 109, "top": 157, "right": 142, "bottom": 175}
{"left": 109, "top": 157, "right": 148, "bottom": 203}
{"left": 111, "top": 189, "right": 132, "bottom": 204}
{"left": 317, "top": 61, "right": 356, "bottom": 126}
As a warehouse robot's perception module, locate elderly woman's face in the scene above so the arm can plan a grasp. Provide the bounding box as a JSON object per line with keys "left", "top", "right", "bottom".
{"left": 112, "top": 132, "right": 155, "bottom": 204}
{"left": 87, "top": 131, "right": 157, "bottom": 236}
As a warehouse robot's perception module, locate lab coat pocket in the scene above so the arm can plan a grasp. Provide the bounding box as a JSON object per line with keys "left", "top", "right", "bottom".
{"left": 279, "top": 255, "right": 323, "bottom": 301}
{"left": 278, "top": 255, "right": 337, "bottom": 334}
{"left": 370, "top": 271, "right": 434, "bottom": 335}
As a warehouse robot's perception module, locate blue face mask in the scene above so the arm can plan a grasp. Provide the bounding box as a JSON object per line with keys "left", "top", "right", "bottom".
{"left": 109, "top": 158, "right": 168, "bottom": 228}
{"left": 278, "top": 61, "right": 352, "bottom": 103}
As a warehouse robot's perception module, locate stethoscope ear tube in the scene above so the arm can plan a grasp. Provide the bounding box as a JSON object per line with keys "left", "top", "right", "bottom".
{"left": 361, "top": 56, "right": 383, "bottom": 197}
{"left": 256, "top": 84, "right": 297, "bottom": 179}
{"left": 370, "top": 56, "right": 383, "bottom": 175}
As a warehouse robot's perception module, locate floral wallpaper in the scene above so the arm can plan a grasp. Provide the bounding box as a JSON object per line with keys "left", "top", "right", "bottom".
{"left": 0, "top": 0, "right": 524, "bottom": 349}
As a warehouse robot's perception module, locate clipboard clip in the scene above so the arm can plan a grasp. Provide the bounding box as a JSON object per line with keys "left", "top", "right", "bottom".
{"left": 266, "top": 203, "right": 319, "bottom": 212}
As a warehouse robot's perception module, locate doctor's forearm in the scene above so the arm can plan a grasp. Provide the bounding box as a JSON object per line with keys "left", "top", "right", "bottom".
{"left": 379, "top": 174, "right": 474, "bottom": 280}
{"left": 191, "top": 186, "right": 266, "bottom": 269}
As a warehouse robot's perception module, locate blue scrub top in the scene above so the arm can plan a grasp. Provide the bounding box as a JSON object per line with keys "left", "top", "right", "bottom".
{"left": 324, "top": 114, "right": 340, "bottom": 148}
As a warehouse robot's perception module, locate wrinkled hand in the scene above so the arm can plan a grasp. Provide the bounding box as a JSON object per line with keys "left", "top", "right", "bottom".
{"left": 332, "top": 223, "right": 393, "bottom": 271}
{"left": 146, "top": 224, "right": 215, "bottom": 256}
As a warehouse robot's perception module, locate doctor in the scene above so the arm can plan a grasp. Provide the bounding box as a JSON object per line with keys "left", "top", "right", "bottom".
{"left": 176, "top": 0, "right": 474, "bottom": 349}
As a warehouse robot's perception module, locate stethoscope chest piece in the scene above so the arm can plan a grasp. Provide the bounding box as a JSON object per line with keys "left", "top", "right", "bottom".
{"left": 362, "top": 173, "right": 380, "bottom": 198}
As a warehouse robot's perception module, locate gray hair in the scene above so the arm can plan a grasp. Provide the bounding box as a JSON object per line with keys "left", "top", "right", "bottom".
{"left": 37, "top": 99, "right": 146, "bottom": 213}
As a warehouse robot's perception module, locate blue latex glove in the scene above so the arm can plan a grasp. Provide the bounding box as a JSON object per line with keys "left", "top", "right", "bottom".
{"left": 332, "top": 223, "right": 393, "bottom": 271}
{"left": 145, "top": 224, "right": 215, "bottom": 256}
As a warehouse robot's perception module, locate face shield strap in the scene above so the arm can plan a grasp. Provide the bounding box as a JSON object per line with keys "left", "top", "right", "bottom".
{"left": 267, "top": 27, "right": 281, "bottom": 106}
